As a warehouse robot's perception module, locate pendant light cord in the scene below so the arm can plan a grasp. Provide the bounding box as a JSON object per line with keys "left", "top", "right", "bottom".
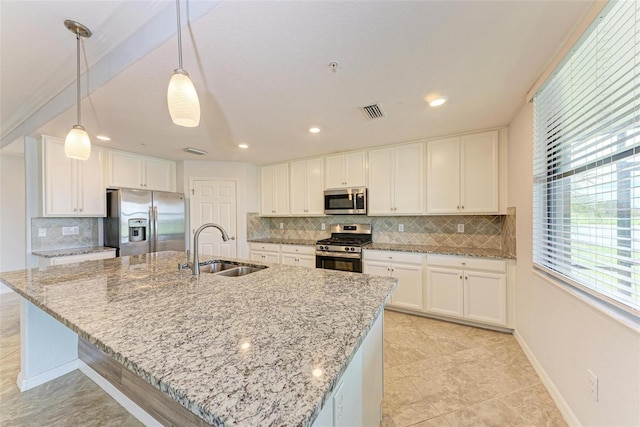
{"left": 76, "top": 29, "right": 81, "bottom": 126}
{"left": 176, "top": 0, "right": 183, "bottom": 71}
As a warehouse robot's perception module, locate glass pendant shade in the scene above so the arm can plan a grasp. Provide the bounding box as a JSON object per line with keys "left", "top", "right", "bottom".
{"left": 167, "top": 70, "right": 200, "bottom": 127}
{"left": 64, "top": 125, "right": 91, "bottom": 160}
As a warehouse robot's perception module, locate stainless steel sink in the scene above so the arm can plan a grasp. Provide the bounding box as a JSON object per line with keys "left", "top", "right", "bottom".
{"left": 197, "top": 260, "right": 267, "bottom": 277}
{"left": 215, "top": 266, "right": 265, "bottom": 277}
{"left": 198, "top": 262, "right": 238, "bottom": 274}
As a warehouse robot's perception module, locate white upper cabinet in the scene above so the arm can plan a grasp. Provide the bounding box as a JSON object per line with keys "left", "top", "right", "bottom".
{"left": 368, "top": 142, "right": 424, "bottom": 215}
{"left": 42, "top": 135, "right": 105, "bottom": 217}
{"left": 260, "top": 163, "right": 289, "bottom": 216}
{"left": 427, "top": 131, "right": 498, "bottom": 214}
{"left": 290, "top": 158, "right": 324, "bottom": 215}
{"left": 107, "top": 150, "right": 176, "bottom": 192}
{"left": 324, "top": 151, "right": 367, "bottom": 189}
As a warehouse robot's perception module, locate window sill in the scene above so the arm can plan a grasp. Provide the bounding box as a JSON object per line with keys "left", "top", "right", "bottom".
{"left": 532, "top": 267, "right": 640, "bottom": 335}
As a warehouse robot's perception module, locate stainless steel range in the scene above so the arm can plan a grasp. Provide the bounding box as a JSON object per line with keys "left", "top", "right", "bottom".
{"left": 316, "top": 224, "right": 372, "bottom": 273}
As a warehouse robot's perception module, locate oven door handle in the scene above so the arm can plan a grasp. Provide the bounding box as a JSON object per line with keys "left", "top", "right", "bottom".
{"left": 315, "top": 251, "right": 362, "bottom": 259}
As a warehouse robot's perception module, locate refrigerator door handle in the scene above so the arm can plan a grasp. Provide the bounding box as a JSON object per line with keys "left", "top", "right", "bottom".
{"left": 153, "top": 206, "right": 159, "bottom": 252}
{"left": 149, "top": 206, "right": 155, "bottom": 253}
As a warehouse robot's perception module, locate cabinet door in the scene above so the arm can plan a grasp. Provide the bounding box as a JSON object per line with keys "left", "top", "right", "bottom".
{"left": 344, "top": 151, "right": 366, "bottom": 187}
{"left": 144, "top": 157, "right": 175, "bottom": 192}
{"left": 363, "top": 260, "right": 390, "bottom": 278}
{"left": 390, "top": 262, "right": 424, "bottom": 310}
{"left": 281, "top": 253, "right": 298, "bottom": 266}
{"left": 305, "top": 158, "right": 324, "bottom": 215}
{"left": 109, "top": 151, "right": 144, "bottom": 189}
{"left": 263, "top": 251, "right": 280, "bottom": 263}
{"left": 426, "top": 137, "right": 460, "bottom": 214}
{"left": 274, "top": 163, "right": 290, "bottom": 215}
{"left": 426, "top": 267, "right": 464, "bottom": 317}
{"left": 324, "top": 154, "right": 346, "bottom": 189}
{"left": 464, "top": 270, "right": 506, "bottom": 325}
{"left": 394, "top": 142, "right": 424, "bottom": 214}
{"left": 461, "top": 131, "right": 498, "bottom": 213}
{"left": 260, "top": 166, "right": 275, "bottom": 215}
{"left": 289, "top": 160, "right": 307, "bottom": 215}
{"left": 43, "top": 137, "right": 76, "bottom": 215}
{"left": 77, "top": 148, "right": 105, "bottom": 216}
{"left": 297, "top": 254, "right": 316, "bottom": 268}
{"left": 367, "top": 148, "right": 393, "bottom": 215}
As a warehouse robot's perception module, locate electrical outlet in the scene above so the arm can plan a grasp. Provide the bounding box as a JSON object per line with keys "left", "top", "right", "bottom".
{"left": 457, "top": 224, "right": 465, "bottom": 233}
{"left": 398, "top": 223, "right": 404, "bottom": 232}
{"left": 279, "top": 222, "right": 284, "bottom": 229}
{"left": 321, "top": 223, "right": 326, "bottom": 231}
{"left": 38, "top": 228, "right": 47, "bottom": 237}
{"left": 62, "top": 226, "right": 80, "bottom": 236}
{"left": 588, "top": 369, "right": 599, "bottom": 401}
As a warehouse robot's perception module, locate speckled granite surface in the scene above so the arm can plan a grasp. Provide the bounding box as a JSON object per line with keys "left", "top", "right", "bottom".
{"left": 32, "top": 246, "right": 116, "bottom": 258}
{"left": 248, "top": 238, "right": 318, "bottom": 246}
{"left": 0, "top": 251, "right": 396, "bottom": 426}
{"left": 366, "top": 243, "right": 515, "bottom": 259}
{"left": 248, "top": 238, "right": 514, "bottom": 259}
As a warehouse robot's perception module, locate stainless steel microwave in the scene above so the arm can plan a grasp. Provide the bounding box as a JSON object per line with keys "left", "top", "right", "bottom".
{"left": 324, "top": 188, "right": 367, "bottom": 215}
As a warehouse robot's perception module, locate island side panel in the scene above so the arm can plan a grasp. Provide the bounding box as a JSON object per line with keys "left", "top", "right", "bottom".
{"left": 18, "top": 299, "right": 78, "bottom": 391}
{"left": 362, "top": 310, "right": 384, "bottom": 426}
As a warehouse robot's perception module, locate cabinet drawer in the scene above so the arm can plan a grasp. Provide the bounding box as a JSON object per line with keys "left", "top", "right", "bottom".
{"left": 249, "top": 242, "right": 280, "bottom": 252}
{"left": 280, "top": 244, "right": 315, "bottom": 255}
{"left": 426, "top": 254, "right": 505, "bottom": 273}
{"left": 363, "top": 250, "right": 423, "bottom": 265}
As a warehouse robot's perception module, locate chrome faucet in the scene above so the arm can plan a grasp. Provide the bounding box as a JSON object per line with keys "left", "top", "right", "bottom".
{"left": 188, "top": 223, "right": 230, "bottom": 277}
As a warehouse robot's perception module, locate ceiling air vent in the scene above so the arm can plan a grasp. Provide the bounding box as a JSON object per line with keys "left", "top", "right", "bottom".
{"left": 361, "top": 103, "right": 385, "bottom": 120}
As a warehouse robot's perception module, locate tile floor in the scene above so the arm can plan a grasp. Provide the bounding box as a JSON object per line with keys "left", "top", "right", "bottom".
{"left": 381, "top": 309, "right": 566, "bottom": 427}
{"left": 0, "top": 292, "right": 566, "bottom": 426}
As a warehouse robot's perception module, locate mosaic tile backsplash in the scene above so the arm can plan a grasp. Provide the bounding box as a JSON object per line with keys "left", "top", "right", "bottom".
{"left": 248, "top": 213, "right": 512, "bottom": 250}
{"left": 31, "top": 217, "right": 99, "bottom": 251}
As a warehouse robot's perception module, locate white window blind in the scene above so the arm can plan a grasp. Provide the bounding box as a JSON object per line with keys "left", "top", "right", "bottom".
{"left": 533, "top": 0, "right": 639, "bottom": 316}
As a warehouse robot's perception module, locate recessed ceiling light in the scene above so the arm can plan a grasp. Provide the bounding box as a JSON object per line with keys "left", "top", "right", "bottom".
{"left": 96, "top": 135, "right": 111, "bottom": 141}
{"left": 309, "top": 127, "right": 321, "bottom": 134}
{"left": 238, "top": 144, "right": 249, "bottom": 149}
{"left": 427, "top": 96, "right": 448, "bottom": 107}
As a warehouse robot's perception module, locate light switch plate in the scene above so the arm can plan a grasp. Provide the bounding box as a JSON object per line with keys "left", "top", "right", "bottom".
{"left": 457, "top": 224, "right": 464, "bottom": 233}
{"left": 38, "top": 228, "right": 46, "bottom": 237}
{"left": 321, "top": 223, "right": 326, "bottom": 231}
{"left": 398, "top": 224, "right": 404, "bottom": 232}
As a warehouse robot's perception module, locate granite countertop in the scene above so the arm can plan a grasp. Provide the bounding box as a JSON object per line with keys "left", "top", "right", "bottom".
{"left": 248, "top": 238, "right": 514, "bottom": 259}
{"left": 0, "top": 251, "right": 396, "bottom": 426}
{"left": 248, "top": 238, "right": 319, "bottom": 246}
{"left": 366, "top": 243, "right": 515, "bottom": 260}
{"left": 32, "top": 246, "right": 116, "bottom": 258}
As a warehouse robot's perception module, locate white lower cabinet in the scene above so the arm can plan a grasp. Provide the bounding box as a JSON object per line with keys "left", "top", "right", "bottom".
{"left": 249, "top": 243, "right": 281, "bottom": 263}
{"left": 312, "top": 312, "right": 383, "bottom": 427}
{"left": 37, "top": 250, "right": 116, "bottom": 268}
{"left": 280, "top": 245, "right": 316, "bottom": 268}
{"left": 363, "top": 250, "right": 424, "bottom": 311}
{"left": 426, "top": 255, "right": 507, "bottom": 326}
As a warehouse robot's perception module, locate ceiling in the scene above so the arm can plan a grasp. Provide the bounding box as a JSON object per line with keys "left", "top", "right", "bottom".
{"left": 1, "top": 0, "right": 595, "bottom": 164}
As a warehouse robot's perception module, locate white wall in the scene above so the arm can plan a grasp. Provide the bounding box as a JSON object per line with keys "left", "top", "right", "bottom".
{"left": 178, "top": 160, "right": 259, "bottom": 259}
{"left": 0, "top": 152, "right": 26, "bottom": 273}
{"left": 508, "top": 102, "right": 640, "bottom": 426}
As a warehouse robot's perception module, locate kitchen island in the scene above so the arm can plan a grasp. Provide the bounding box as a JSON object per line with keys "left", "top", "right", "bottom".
{"left": 0, "top": 251, "right": 396, "bottom": 426}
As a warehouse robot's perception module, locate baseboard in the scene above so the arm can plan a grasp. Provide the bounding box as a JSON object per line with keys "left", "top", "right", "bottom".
{"left": 513, "top": 330, "right": 581, "bottom": 427}
{"left": 78, "top": 361, "right": 162, "bottom": 427}
{"left": 17, "top": 359, "right": 79, "bottom": 391}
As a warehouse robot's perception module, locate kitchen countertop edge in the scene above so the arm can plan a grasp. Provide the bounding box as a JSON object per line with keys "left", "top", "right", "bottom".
{"left": 32, "top": 246, "right": 116, "bottom": 258}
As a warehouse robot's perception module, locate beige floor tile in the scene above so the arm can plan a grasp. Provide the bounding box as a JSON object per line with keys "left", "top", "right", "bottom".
{"left": 500, "top": 383, "right": 568, "bottom": 427}
{"left": 382, "top": 398, "right": 440, "bottom": 427}
{"left": 443, "top": 398, "right": 535, "bottom": 427}
{"left": 412, "top": 414, "right": 454, "bottom": 427}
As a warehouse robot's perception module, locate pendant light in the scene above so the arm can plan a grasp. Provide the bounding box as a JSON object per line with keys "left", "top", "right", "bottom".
{"left": 64, "top": 20, "right": 92, "bottom": 161}
{"left": 167, "top": 0, "right": 200, "bottom": 127}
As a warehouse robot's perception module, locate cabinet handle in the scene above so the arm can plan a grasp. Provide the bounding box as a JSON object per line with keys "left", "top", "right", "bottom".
{"left": 79, "top": 208, "right": 83, "bottom": 212}
{"left": 391, "top": 268, "right": 394, "bottom": 272}
{"left": 465, "top": 276, "right": 468, "bottom": 280}
{"left": 460, "top": 275, "right": 463, "bottom": 279}
{"left": 457, "top": 205, "right": 460, "bottom": 210}
{"left": 461, "top": 262, "right": 466, "bottom": 266}
{"left": 461, "top": 205, "right": 464, "bottom": 209}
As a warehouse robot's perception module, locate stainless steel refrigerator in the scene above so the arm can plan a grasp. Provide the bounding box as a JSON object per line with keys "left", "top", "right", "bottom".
{"left": 105, "top": 189, "right": 186, "bottom": 257}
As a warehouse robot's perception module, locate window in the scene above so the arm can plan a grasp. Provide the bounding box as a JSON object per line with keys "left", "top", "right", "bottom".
{"left": 533, "top": 0, "right": 639, "bottom": 316}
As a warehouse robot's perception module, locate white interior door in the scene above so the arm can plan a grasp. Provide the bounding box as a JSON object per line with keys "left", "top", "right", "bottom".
{"left": 190, "top": 180, "right": 237, "bottom": 257}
